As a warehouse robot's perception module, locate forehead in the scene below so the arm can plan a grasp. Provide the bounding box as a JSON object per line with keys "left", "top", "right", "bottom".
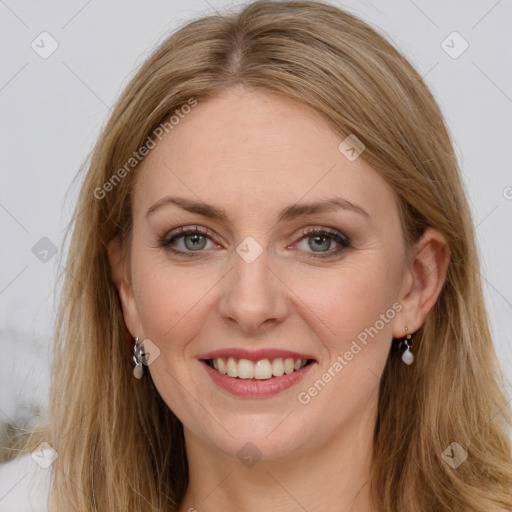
{"left": 132, "top": 88, "right": 394, "bottom": 222}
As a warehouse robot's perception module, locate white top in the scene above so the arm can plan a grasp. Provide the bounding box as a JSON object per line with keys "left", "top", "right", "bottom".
{"left": 0, "top": 450, "right": 51, "bottom": 512}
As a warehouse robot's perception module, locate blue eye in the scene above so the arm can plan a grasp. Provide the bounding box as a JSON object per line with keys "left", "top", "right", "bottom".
{"left": 159, "top": 226, "right": 217, "bottom": 258}
{"left": 295, "top": 227, "right": 351, "bottom": 259}
{"left": 159, "top": 226, "right": 351, "bottom": 259}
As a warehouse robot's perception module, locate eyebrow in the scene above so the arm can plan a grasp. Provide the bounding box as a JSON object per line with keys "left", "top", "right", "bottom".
{"left": 146, "top": 195, "right": 370, "bottom": 222}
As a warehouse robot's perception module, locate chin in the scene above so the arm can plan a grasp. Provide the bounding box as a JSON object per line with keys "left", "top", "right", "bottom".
{"left": 196, "top": 412, "right": 314, "bottom": 463}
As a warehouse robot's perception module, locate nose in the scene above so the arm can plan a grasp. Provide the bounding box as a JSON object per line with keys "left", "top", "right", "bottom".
{"left": 218, "top": 245, "right": 289, "bottom": 334}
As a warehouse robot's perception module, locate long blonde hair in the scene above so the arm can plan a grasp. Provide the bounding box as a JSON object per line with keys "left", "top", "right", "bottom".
{"left": 17, "top": 1, "right": 512, "bottom": 510}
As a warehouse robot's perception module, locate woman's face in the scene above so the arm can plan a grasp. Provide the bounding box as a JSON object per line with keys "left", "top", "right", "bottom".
{"left": 113, "top": 87, "right": 414, "bottom": 462}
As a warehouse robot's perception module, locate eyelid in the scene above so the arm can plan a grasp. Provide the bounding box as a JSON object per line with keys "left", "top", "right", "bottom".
{"left": 159, "top": 224, "right": 351, "bottom": 259}
{"left": 161, "top": 225, "right": 349, "bottom": 243}
{"left": 289, "top": 226, "right": 351, "bottom": 259}
{"left": 161, "top": 225, "right": 217, "bottom": 243}
{"left": 295, "top": 226, "right": 350, "bottom": 244}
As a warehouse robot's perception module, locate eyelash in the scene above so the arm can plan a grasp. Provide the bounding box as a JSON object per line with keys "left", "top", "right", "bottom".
{"left": 158, "top": 225, "right": 351, "bottom": 260}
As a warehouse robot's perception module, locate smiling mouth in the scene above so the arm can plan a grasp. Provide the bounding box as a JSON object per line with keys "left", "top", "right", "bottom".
{"left": 204, "top": 357, "right": 314, "bottom": 380}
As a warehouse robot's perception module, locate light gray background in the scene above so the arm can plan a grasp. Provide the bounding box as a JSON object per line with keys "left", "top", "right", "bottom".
{"left": 1, "top": 0, "right": 511, "bottom": 430}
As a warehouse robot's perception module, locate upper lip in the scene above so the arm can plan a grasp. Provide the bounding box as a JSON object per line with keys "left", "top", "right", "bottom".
{"left": 198, "top": 348, "right": 316, "bottom": 362}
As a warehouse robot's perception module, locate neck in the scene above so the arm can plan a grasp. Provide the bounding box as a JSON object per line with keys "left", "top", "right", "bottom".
{"left": 177, "top": 400, "right": 379, "bottom": 512}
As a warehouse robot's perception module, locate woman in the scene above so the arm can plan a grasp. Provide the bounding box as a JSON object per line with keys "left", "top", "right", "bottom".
{"left": 2, "top": 1, "right": 511, "bottom": 510}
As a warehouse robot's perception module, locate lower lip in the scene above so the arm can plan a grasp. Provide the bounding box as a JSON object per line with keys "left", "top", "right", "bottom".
{"left": 200, "top": 360, "right": 315, "bottom": 398}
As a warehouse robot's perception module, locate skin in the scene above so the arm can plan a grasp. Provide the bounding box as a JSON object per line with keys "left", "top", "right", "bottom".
{"left": 108, "top": 86, "right": 450, "bottom": 511}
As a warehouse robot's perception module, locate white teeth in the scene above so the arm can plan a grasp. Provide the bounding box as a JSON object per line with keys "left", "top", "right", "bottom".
{"left": 254, "top": 359, "right": 272, "bottom": 380}
{"left": 218, "top": 358, "right": 227, "bottom": 375}
{"left": 238, "top": 359, "right": 254, "bottom": 379}
{"left": 208, "top": 357, "right": 309, "bottom": 380}
{"left": 272, "top": 358, "right": 284, "bottom": 377}
{"left": 284, "top": 358, "right": 295, "bottom": 374}
{"left": 226, "top": 357, "right": 238, "bottom": 377}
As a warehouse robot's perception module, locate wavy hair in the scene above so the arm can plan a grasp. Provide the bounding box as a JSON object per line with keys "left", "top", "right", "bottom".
{"left": 17, "top": 1, "right": 512, "bottom": 510}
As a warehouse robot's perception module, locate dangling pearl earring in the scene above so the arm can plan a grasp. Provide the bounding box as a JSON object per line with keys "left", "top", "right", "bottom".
{"left": 132, "top": 336, "right": 145, "bottom": 379}
{"left": 400, "top": 327, "right": 414, "bottom": 365}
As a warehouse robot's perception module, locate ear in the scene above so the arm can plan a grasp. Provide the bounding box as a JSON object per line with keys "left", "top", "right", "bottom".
{"left": 107, "top": 236, "right": 143, "bottom": 338}
{"left": 392, "top": 227, "right": 450, "bottom": 338}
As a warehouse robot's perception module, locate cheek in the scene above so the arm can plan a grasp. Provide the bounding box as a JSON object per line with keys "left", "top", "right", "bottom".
{"left": 130, "top": 255, "right": 216, "bottom": 423}
{"left": 293, "top": 262, "right": 399, "bottom": 421}
{"left": 131, "top": 253, "right": 219, "bottom": 351}
{"left": 298, "top": 258, "right": 399, "bottom": 341}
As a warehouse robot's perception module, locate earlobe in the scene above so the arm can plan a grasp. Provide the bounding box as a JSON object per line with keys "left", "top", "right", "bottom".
{"left": 107, "top": 236, "right": 141, "bottom": 338}
{"left": 393, "top": 228, "right": 450, "bottom": 337}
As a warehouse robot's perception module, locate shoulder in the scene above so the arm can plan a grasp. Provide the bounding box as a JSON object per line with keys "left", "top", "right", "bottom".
{"left": 0, "top": 449, "right": 52, "bottom": 512}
